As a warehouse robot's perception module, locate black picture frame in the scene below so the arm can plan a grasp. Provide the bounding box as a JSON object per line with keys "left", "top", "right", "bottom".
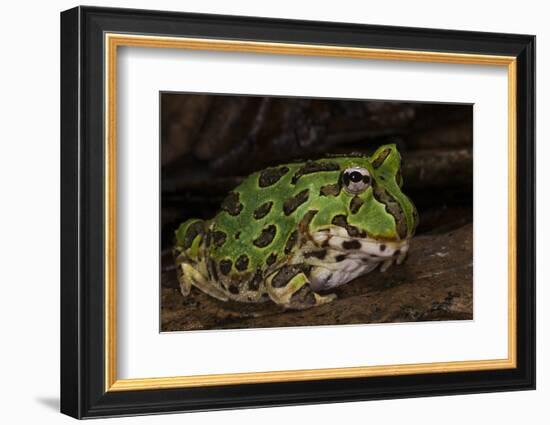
{"left": 61, "top": 5, "right": 535, "bottom": 419}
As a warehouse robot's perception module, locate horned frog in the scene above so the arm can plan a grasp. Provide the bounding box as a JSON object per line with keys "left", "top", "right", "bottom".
{"left": 174, "top": 144, "right": 418, "bottom": 310}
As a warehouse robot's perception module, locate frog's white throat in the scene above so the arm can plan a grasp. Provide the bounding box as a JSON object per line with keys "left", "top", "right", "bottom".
{"left": 306, "top": 227, "right": 410, "bottom": 291}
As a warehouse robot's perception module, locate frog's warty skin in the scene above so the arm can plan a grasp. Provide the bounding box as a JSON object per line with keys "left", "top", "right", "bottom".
{"left": 174, "top": 143, "right": 418, "bottom": 309}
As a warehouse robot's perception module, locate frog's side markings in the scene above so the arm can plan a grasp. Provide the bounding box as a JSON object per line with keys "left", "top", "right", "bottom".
{"left": 291, "top": 161, "right": 340, "bottom": 184}
{"left": 258, "top": 166, "right": 290, "bottom": 188}
{"left": 266, "top": 253, "right": 278, "bottom": 266}
{"left": 228, "top": 284, "right": 239, "bottom": 294}
{"left": 271, "top": 264, "right": 311, "bottom": 288}
{"left": 371, "top": 148, "right": 391, "bottom": 168}
{"left": 183, "top": 221, "right": 204, "bottom": 250}
{"left": 284, "top": 230, "right": 298, "bottom": 254}
{"left": 204, "top": 230, "right": 212, "bottom": 248}
{"left": 331, "top": 215, "right": 366, "bottom": 238}
{"left": 335, "top": 254, "right": 347, "bottom": 262}
{"left": 283, "top": 189, "right": 309, "bottom": 215}
{"left": 304, "top": 249, "right": 327, "bottom": 260}
{"left": 207, "top": 258, "right": 219, "bottom": 282}
{"left": 221, "top": 192, "right": 243, "bottom": 216}
{"left": 211, "top": 231, "right": 227, "bottom": 247}
{"left": 349, "top": 196, "right": 364, "bottom": 214}
{"left": 298, "top": 210, "right": 318, "bottom": 234}
{"left": 235, "top": 254, "right": 249, "bottom": 271}
{"left": 219, "top": 259, "right": 232, "bottom": 275}
{"left": 248, "top": 268, "right": 263, "bottom": 291}
{"left": 253, "top": 224, "right": 277, "bottom": 248}
{"left": 319, "top": 183, "right": 341, "bottom": 197}
{"left": 373, "top": 184, "right": 407, "bottom": 239}
{"left": 253, "top": 201, "right": 273, "bottom": 220}
{"left": 342, "top": 240, "right": 362, "bottom": 250}
{"left": 234, "top": 231, "right": 241, "bottom": 240}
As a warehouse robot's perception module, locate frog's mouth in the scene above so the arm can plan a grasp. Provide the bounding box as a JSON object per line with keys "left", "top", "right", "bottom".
{"left": 311, "top": 226, "right": 410, "bottom": 266}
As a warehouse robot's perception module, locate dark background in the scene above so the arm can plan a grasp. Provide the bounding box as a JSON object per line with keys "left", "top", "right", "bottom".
{"left": 160, "top": 93, "right": 473, "bottom": 331}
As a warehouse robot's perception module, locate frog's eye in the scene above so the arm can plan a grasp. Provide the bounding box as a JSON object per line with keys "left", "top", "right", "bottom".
{"left": 342, "top": 167, "right": 371, "bottom": 194}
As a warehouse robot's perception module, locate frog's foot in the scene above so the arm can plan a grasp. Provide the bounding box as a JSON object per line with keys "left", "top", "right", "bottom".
{"left": 379, "top": 249, "right": 409, "bottom": 272}
{"left": 266, "top": 265, "right": 337, "bottom": 310}
{"left": 177, "top": 263, "right": 229, "bottom": 302}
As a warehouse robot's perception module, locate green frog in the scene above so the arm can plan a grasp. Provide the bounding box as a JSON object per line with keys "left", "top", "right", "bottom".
{"left": 173, "top": 144, "right": 418, "bottom": 310}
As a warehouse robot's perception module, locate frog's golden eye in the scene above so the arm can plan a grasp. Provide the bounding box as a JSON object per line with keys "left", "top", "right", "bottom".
{"left": 342, "top": 167, "right": 371, "bottom": 194}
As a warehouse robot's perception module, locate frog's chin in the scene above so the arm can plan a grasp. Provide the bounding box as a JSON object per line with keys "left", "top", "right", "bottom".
{"left": 307, "top": 230, "right": 410, "bottom": 291}
{"left": 311, "top": 227, "right": 410, "bottom": 261}
{"left": 304, "top": 228, "right": 411, "bottom": 292}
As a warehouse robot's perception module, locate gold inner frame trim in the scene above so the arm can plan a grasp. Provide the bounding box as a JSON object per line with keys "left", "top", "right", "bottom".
{"left": 104, "top": 33, "right": 518, "bottom": 392}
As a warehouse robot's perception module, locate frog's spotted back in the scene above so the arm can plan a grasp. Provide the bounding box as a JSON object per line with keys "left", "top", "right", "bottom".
{"left": 174, "top": 144, "right": 418, "bottom": 309}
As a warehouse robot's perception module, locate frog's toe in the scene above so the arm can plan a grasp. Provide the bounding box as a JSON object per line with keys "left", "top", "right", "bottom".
{"left": 314, "top": 292, "right": 337, "bottom": 306}
{"left": 283, "top": 288, "right": 337, "bottom": 310}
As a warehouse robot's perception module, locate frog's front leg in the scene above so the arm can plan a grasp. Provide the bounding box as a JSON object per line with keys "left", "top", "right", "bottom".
{"left": 266, "top": 264, "right": 337, "bottom": 310}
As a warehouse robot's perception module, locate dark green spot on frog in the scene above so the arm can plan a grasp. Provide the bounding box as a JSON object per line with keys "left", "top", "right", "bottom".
{"left": 174, "top": 144, "right": 418, "bottom": 309}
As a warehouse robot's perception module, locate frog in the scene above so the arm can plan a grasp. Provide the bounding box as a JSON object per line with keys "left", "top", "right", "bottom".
{"left": 173, "top": 144, "right": 418, "bottom": 310}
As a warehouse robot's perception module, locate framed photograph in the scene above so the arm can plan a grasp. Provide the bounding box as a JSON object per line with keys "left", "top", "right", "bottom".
{"left": 60, "top": 6, "right": 535, "bottom": 419}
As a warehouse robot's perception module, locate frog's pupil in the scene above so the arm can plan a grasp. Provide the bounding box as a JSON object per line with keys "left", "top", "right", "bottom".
{"left": 349, "top": 171, "right": 363, "bottom": 183}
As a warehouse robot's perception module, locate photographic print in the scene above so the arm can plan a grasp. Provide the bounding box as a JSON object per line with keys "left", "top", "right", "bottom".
{"left": 161, "top": 93, "right": 473, "bottom": 331}
{"left": 61, "top": 7, "right": 535, "bottom": 417}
